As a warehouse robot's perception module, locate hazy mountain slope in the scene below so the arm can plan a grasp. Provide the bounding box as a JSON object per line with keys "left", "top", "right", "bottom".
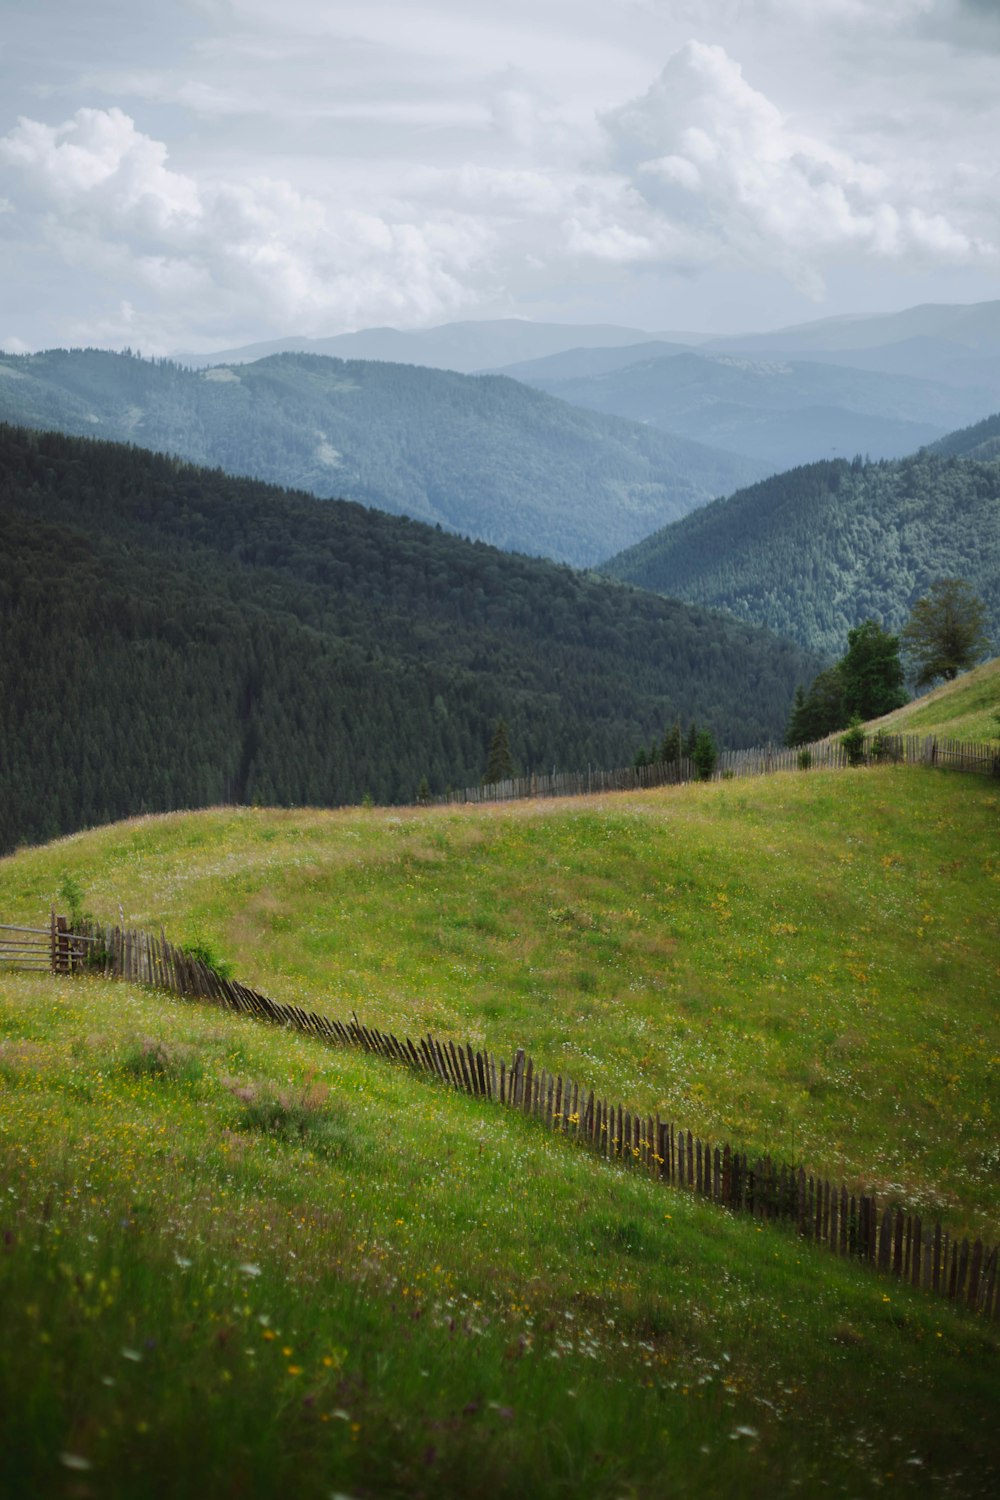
{"left": 486, "top": 339, "right": 692, "bottom": 381}
{"left": 705, "top": 299, "right": 1000, "bottom": 356}
{"left": 0, "top": 424, "right": 820, "bottom": 852}
{"left": 516, "top": 351, "right": 991, "bottom": 469}
{"left": 0, "top": 348, "right": 767, "bottom": 567}
{"left": 174, "top": 317, "right": 703, "bottom": 373}
{"left": 719, "top": 336, "right": 1000, "bottom": 392}
{"left": 929, "top": 410, "right": 1000, "bottom": 461}
{"left": 696, "top": 300, "right": 1000, "bottom": 391}
{"left": 600, "top": 447, "right": 1000, "bottom": 658}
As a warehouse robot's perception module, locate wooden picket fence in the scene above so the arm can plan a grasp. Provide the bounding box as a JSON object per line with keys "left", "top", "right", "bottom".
{"left": 27, "top": 912, "right": 998, "bottom": 1322}
{"left": 439, "top": 731, "right": 1000, "bottom": 806}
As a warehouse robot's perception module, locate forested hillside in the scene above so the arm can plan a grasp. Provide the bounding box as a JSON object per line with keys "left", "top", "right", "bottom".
{"left": 600, "top": 447, "right": 1000, "bottom": 657}
{"left": 929, "top": 410, "right": 1000, "bottom": 461}
{"left": 0, "top": 347, "right": 765, "bottom": 567}
{"left": 0, "top": 425, "right": 819, "bottom": 853}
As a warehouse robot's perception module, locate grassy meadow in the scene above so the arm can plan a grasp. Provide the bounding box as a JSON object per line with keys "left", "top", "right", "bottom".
{"left": 1, "top": 758, "right": 999, "bottom": 1494}
{"left": 1, "top": 970, "right": 998, "bottom": 1498}
{"left": 874, "top": 657, "right": 1000, "bottom": 743}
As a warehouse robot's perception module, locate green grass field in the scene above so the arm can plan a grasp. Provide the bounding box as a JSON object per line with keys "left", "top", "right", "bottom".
{"left": 874, "top": 657, "right": 1000, "bottom": 743}
{"left": 2, "top": 760, "right": 998, "bottom": 1495}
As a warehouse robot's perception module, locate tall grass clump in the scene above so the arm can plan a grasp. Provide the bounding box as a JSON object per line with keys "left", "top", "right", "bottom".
{"left": 230, "top": 1072, "right": 355, "bottom": 1160}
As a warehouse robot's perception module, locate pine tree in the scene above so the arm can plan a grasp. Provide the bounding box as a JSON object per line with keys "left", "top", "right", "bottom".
{"left": 662, "top": 720, "right": 682, "bottom": 764}
{"left": 483, "top": 718, "right": 515, "bottom": 784}
{"left": 692, "top": 729, "right": 717, "bottom": 781}
{"left": 785, "top": 685, "right": 810, "bottom": 747}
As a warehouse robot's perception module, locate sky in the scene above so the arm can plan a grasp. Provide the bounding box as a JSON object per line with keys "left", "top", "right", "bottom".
{"left": 2, "top": 0, "right": 1000, "bottom": 354}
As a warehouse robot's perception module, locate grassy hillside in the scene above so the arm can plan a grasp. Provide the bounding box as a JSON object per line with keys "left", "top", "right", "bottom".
{"left": 870, "top": 658, "right": 1000, "bottom": 742}
{"left": 3, "top": 970, "right": 997, "bottom": 1497}
{"left": 0, "top": 347, "right": 767, "bottom": 567}
{"left": 600, "top": 449, "right": 1000, "bottom": 657}
{"left": 2, "top": 767, "right": 996, "bottom": 1237}
{"left": 2, "top": 764, "right": 998, "bottom": 1496}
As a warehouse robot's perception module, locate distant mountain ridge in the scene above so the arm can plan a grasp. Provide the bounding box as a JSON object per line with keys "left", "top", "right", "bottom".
{"left": 497, "top": 349, "right": 993, "bottom": 470}
{"left": 0, "top": 347, "right": 766, "bottom": 568}
{"left": 173, "top": 299, "right": 1000, "bottom": 388}
{"left": 174, "top": 318, "right": 706, "bottom": 375}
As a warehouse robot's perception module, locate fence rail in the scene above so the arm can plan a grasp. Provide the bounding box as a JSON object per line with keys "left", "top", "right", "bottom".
{"left": 438, "top": 731, "right": 1000, "bottom": 807}
{"left": 23, "top": 912, "right": 997, "bottom": 1323}
{"left": 0, "top": 911, "right": 98, "bottom": 974}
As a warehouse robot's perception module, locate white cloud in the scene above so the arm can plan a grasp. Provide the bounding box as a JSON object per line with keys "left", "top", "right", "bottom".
{"left": 0, "top": 106, "right": 493, "bottom": 349}
{"left": 2, "top": 5, "right": 1000, "bottom": 348}
{"left": 601, "top": 41, "right": 995, "bottom": 295}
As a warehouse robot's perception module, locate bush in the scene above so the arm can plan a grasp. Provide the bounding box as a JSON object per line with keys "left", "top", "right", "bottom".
{"left": 57, "top": 873, "right": 89, "bottom": 928}
{"left": 181, "top": 936, "right": 233, "bottom": 980}
{"left": 840, "top": 717, "right": 867, "bottom": 767}
{"left": 797, "top": 748, "right": 813, "bottom": 771}
{"left": 869, "top": 730, "right": 899, "bottom": 764}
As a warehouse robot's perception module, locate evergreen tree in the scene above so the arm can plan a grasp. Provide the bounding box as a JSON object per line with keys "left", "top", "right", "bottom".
{"left": 684, "top": 721, "right": 699, "bottom": 759}
{"left": 784, "top": 685, "right": 809, "bottom": 747}
{"left": 692, "top": 729, "right": 717, "bottom": 781}
{"left": 483, "top": 718, "right": 515, "bottom": 784}
{"left": 794, "top": 665, "right": 846, "bottom": 742}
{"left": 662, "top": 720, "right": 682, "bottom": 764}
{"left": 901, "top": 578, "right": 990, "bottom": 687}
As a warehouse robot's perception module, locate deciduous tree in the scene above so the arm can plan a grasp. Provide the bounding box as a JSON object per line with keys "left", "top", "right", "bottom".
{"left": 902, "top": 578, "right": 990, "bottom": 687}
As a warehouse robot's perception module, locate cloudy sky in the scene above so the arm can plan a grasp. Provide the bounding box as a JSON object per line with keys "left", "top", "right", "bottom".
{"left": 2, "top": 0, "right": 999, "bottom": 353}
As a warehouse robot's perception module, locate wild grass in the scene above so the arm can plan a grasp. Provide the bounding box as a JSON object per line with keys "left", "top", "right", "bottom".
{"left": 873, "top": 656, "right": 1000, "bottom": 743}
{"left": 4, "top": 766, "right": 997, "bottom": 1239}
{"left": 1, "top": 973, "right": 997, "bottom": 1497}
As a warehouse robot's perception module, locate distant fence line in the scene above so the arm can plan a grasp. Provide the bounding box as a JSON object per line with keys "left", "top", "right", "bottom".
{"left": 5, "top": 911, "right": 996, "bottom": 1322}
{"left": 439, "top": 731, "right": 1000, "bottom": 807}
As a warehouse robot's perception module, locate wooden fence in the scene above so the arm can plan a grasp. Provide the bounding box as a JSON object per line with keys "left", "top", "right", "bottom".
{"left": 22, "top": 913, "right": 996, "bottom": 1322}
{"left": 0, "top": 911, "right": 99, "bottom": 974}
{"left": 439, "top": 731, "right": 1000, "bottom": 807}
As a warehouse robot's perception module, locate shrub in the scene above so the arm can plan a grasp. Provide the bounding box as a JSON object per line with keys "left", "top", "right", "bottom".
{"left": 869, "top": 730, "right": 898, "bottom": 763}
{"left": 57, "top": 873, "right": 89, "bottom": 928}
{"left": 181, "top": 936, "right": 233, "bottom": 980}
{"left": 840, "top": 717, "right": 867, "bottom": 767}
{"left": 797, "top": 748, "right": 813, "bottom": 771}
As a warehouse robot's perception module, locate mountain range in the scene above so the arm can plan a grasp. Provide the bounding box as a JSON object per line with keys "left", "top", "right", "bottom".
{"left": 178, "top": 300, "right": 1000, "bottom": 477}
{"left": 495, "top": 349, "right": 990, "bottom": 471}
{"left": 173, "top": 319, "right": 706, "bottom": 375}
{"left": 0, "top": 347, "right": 764, "bottom": 569}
